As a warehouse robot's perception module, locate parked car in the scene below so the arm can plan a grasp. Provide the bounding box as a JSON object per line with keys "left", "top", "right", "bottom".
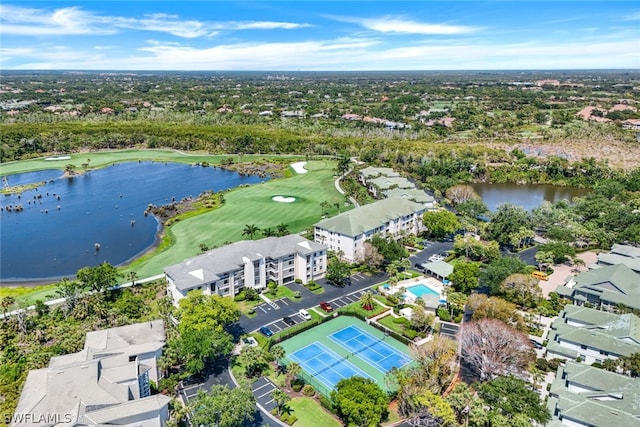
{"left": 283, "top": 316, "right": 295, "bottom": 326}
{"left": 414, "top": 263, "right": 425, "bottom": 271}
{"left": 259, "top": 326, "right": 274, "bottom": 337}
{"left": 319, "top": 302, "right": 333, "bottom": 312}
{"left": 299, "top": 309, "right": 311, "bottom": 320}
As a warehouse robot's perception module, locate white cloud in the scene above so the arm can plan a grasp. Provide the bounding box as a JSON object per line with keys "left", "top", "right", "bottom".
{"left": 0, "top": 5, "right": 310, "bottom": 38}
{"left": 4, "top": 36, "right": 638, "bottom": 71}
{"left": 334, "top": 15, "right": 478, "bottom": 35}
{"left": 0, "top": 5, "right": 115, "bottom": 36}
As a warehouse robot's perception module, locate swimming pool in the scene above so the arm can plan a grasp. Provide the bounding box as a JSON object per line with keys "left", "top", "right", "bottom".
{"left": 406, "top": 283, "right": 440, "bottom": 298}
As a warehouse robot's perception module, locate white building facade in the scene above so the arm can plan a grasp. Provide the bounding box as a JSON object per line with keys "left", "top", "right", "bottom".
{"left": 314, "top": 198, "right": 427, "bottom": 262}
{"left": 165, "top": 235, "right": 327, "bottom": 305}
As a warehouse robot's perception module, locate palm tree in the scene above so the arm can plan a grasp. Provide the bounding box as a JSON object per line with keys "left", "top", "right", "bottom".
{"left": 360, "top": 291, "right": 375, "bottom": 311}
{"left": 242, "top": 224, "right": 260, "bottom": 240}
{"left": 320, "top": 201, "right": 330, "bottom": 216}
{"left": 262, "top": 227, "right": 276, "bottom": 237}
{"left": 270, "top": 345, "right": 286, "bottom": 369}
{"left": 128, "top": 271, "right": 138, "bottom": 286}
{"left": 277, "top": 222, "right": 289, "bottom": 237}
{"left": 271, "top": 389, "right": 291, "bottom": 417}
{"left": 286, "top": 362, "right": 301, "bottom": 389}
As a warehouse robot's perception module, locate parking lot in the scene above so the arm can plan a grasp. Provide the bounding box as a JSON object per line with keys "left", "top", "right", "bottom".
{"left": 254, "top": 297, "right": 291, "bottom": 314}
{"left": 251, "top": 377, "right": 278, "bottom": 413}
{"left": 260, "top": 310, "right": 309, "bottom": 336}
{"left": 327, "top": 287, "right": 376, "bottom": 309}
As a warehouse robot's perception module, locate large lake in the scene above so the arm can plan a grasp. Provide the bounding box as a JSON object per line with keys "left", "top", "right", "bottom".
{"left": 0, "top": 162, "right": 263, "bottom": 283}
{"left": 470, "top": 182, "right": 591, "bottom": 212}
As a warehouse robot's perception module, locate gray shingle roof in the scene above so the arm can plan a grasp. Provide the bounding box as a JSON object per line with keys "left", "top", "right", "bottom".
{"left": 382, "top": 188, "right": 435, "bottom": 204}
{"left": 164, "top": 235, "right": 325, "bottom": 291}
{"left": 314, "top": 198, "right": 426, "bottom": 238}
{"left": 359, "top": 166, "right": 400, "bottom": 179}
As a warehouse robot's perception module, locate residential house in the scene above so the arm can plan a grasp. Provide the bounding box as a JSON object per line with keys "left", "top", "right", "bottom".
{"left": 357, "top": 167, "right": 400, "bottom": 185}
{"left": 547, "top": 361, "right": 640, "bottom": 427}
{"left": 314, "top": 198, "right": 427, "bottom": 262}
{"left": 546, "top": 305, "right": 640, "bottom": 364}
{"left": 368, "top": 176, "right": 415, "bottom": 198}
{"left": 593, "top": 244, "right": 640, "bottom": 274}
{"left": 382, "top": 188, "right": 436, "bottom": 208}
{"left": 165, "top": 235, "right": 327, "bottom": 305}
{"left": 622, "top": 119, "right": 640, "bottom": 130}
{"left": 555, "top": 263, "right": 640, "bottom": 310}
{"left": 12, "top": 321, "right": 169, "bottom": 427}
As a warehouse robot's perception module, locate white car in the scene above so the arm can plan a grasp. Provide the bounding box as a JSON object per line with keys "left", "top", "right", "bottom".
{"left": 428, "top": 254, "right": 444, "bottom": 262}
{"left": 299, "top": 309, "right": 311, "bottom": 320}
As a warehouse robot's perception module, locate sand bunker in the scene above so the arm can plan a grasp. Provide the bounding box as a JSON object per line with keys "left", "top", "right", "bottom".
{"left": 290, "top": 161, "right": 308, "bottom": 174}
{"left": 272, "top": 196, "right": 296, "bottom": 203}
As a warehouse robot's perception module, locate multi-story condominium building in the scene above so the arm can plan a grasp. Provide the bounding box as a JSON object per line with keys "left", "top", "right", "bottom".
{"left": 547, "top": 361, "right": 640, "bottom": 427}
{"left": 314, "top": 198, "right": 427, "bottom": 262}
{"left": 12, "top": 320, "right": 169, "bottom": 427}
{"left": 546, "top": 305, "right": 640, "bottom": 364}
{"left": 165, "top": 235, "right": 327, "bottom": 305}
{"left": 555, "top": 263, "right": 640, "bottom": 311}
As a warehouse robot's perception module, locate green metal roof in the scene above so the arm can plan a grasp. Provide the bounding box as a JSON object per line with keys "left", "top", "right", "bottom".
{"left": 548, "top": 361, "right": 640, "bottom": 427}
{"left": 556, "top": 264, "right": 640, "bottom": 310}
{"left": 314, "top": 198, "right": 426, "bottom": 238}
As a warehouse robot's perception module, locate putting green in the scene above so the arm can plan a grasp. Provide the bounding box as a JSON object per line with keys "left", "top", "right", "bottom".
{"left": 125, "top": 159, "right": 349, "bottom": 278}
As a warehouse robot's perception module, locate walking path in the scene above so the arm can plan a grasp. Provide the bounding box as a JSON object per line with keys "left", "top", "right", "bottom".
{"left": 334, "top": 166, "right": 360, "bottom": 207}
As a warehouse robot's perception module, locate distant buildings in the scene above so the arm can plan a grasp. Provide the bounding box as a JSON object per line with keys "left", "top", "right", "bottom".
{"left": 547, "top": 361, "right": 640, "bottom": 427}
{"left": 546, "top": 305, "right": 640, "bottom": 364}
{"left": 357, "top": 166, "right": 436, "bottom": 208}
{"left": 12, "top": 320, "right": 169, "bottom": 427}
{"left": 314, "top": 198, "right": 427, "bottom": 262}
{"left": 165, "top": 235, "right": 327, "bottom": 305}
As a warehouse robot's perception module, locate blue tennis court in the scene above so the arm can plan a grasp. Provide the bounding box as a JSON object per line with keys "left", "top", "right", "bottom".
{"left": 329, "top": 325, "right": 412, "bottom": 373}
{"left": 288, "top": 342, "right": 372, "bottom": 391}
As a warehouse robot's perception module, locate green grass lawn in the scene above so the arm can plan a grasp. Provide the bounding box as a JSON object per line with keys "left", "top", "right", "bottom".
{"left": 3, "top": 155, "right": 347, "bottom": 302}
{"left": 0, "top": 149, "right": 304, "bottom": 176}
{"left": 126, "top": 159, "right": 348, "bottom": 278}
{"left": 0, "top": 284, "right": 58, "bottom": 305}
{"left": 288, "top": 397, "right": 341, "bottom": 427}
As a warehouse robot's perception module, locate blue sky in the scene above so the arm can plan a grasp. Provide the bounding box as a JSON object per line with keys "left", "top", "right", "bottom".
{"left": 1, "top": 1, "right": 638, "bottom": 70}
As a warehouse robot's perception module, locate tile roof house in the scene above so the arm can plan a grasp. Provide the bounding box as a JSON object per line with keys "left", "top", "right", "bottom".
{"left": 546, "top": 305, "right": 640, "bottom": 364}
{"left": 165, "top": 235, "right": 327, "bottom": 305}
{"left": 12, "top": 321, "right": 169, "bottom": 427}
{"left": 547, "top": 361, "right": 640, "bottom": 427}
{"left": 314, "top": 198, "right": 426, "bottom": 262}
{"left": 555, "top": 263, "right": 640, "bottom": 311}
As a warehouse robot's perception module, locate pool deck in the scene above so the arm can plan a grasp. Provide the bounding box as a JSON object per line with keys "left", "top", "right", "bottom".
{"left": 381, "top": 276, "right": 446, "bottom": 305}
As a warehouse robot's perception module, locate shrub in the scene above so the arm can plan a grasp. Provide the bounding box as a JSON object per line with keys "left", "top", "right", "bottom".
{"left": 286, "top": 415, "right": 297, "bottom": 425}
{"left": 437, "top": 307, "right": 452, "bottom": 321}
{"left": 295, "top": 278, "right": 303, "bottom": 284}
{"left": 233, "top": 291, "right": 247, "bottom": 302}
{"left": 292, "top": 379, "right": 304, "bottom": 392}
{"left": 302, "top": 384, "right": 316, "bottom": 397}
{"left": 404, "top": 329, "right": 417, "bottom": 340}
{"left": 245, "top": 287, "right": 259, "bottom": 301}
{"left": 535, "top": 358, "right": 550, "bottom": 372}
{"left": 393, "top": 317, "right": 409, "bottom": 325}
{"left": 319, "top": 395, "right": 333, "bottom": 411}
{"left": 280, "top": 413, "right": 290, "bottom": 423}
{"left": 293, "top": 291, "right": 302, "bottom": 299}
